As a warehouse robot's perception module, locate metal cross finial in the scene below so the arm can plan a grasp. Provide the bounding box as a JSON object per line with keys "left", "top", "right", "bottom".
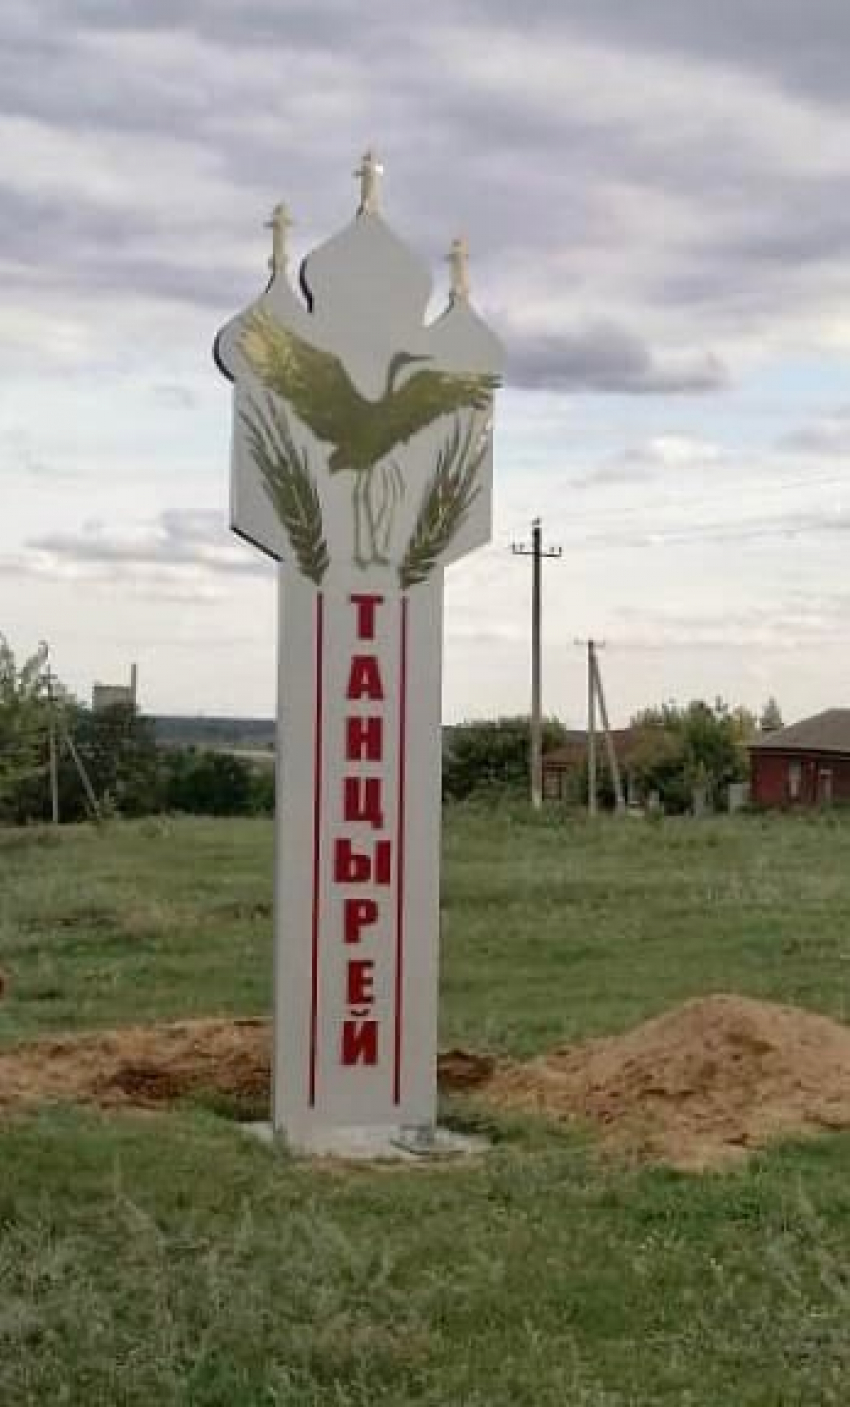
{"left": 448, "top": 236, "right": 470, "bottom": 303}
{"left": 265, "top": 203, "right": 293, "bottom": 275}
{"left": 355, "top": 150, "right": 384, "bottom": 215}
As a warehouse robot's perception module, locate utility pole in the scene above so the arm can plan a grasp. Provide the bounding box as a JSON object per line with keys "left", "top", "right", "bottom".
{"left": 592, "top": 643, "right": 625, "bottom": 814}
{"left": 576, "top": 639, "right": 625, "bottom": 816}
{"left": 44, "top": 655, "right": 60, "bottom": 827}
{"left": 512, "top": 518, "right": 563, "bottom": 809}
{"left": 42, "top": 642, "right": 101, "bottom": 825}
{"left": 587, "top": 640, "right": 598, "bottom": 817}
{"left": 63, "top": 726, "right": 101, "bottom": 820}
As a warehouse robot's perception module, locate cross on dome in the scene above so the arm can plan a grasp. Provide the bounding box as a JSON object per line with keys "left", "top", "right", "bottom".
{"left": 266, "top": 203, "right": 293, "bottom": 274}
{"left": 355, "top": 150, "right": 384, "bottom": 215}
{"left": 448, "top": 236, "right": 470, "bottom": 303}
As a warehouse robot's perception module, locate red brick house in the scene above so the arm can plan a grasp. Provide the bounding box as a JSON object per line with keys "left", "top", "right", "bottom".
{"left": 749, "top": 710, "right": 850, "bottom": 808}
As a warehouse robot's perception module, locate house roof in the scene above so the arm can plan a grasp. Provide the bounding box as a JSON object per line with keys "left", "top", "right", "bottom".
{"left": 543, "top": 727, "right": 644, "bottom": 768}
{"left": 749, "top": 709, "right": 850, "bottom": 756}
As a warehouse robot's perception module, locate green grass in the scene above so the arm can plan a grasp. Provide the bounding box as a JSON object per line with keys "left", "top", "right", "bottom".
{"left": 2, "top": 809, "right": 850, "bottom": 1403}
{"left": 4, "top": 808, "right": 850, "bottom": 1052}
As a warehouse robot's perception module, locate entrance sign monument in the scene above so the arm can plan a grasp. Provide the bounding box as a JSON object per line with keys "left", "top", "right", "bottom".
{"left": 215, "top": 154, "right": 502, "bottom": 1155}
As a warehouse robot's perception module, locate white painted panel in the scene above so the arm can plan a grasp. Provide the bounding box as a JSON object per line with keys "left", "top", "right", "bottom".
{"left": 215, "top": 157, "right": 502, "bottom": 1149}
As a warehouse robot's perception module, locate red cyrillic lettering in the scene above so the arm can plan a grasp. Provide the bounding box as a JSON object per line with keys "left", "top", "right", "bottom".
{"left": 341, "top": 1018, "right": 378, "bottom": 1066}
{"left": 344, "top": 897, "right": 379, "bottom": 944}
{"left": 347, "top": 655, "right": 384, "bottom": 701}
{"left": 334, "top": 838, "right": 392, "bottom": 885}
{"left": 374, "top": 839, "right": 391, "bottom": 886}
{"left": 350, "top": 594, "right": 383, "bottom": 641}
{"left": 346, "top": 715, "right": 383, "bottom": 762}
{"left": 344, "top": 775, "right": 384, "bottom": 829}
{"left": 334, "top": 838, "right": 372, "bottom": 883}
{"left": 347, "top": 959, "right": 375, "bottom": 1007}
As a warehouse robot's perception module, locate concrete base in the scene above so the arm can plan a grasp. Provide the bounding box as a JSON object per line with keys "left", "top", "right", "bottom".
{"left": 242, "top": 1121, "right": 487, "bottom": 1163}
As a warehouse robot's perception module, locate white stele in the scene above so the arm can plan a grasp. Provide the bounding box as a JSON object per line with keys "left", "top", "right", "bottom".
{"left": 214, "top": 153, "right": 503, "bottom": 1154}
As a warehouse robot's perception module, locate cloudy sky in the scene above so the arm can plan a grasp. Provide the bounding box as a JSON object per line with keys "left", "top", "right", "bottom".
{"left": 2, "top": 0, "right": 849, "bottom": 726}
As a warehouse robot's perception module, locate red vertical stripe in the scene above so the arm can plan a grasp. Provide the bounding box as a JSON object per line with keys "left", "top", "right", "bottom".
{"left": 394, "top": 595, "right": 409, "bottom": 1104}
{"left": 309, "top": 592, "right": 325, "bottom": 1107}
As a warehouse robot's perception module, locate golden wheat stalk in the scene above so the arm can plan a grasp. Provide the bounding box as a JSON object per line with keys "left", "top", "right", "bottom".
{"left": 399, "top": 413, "right": 489, "bottom": 590}
{"left": 240, "top": 396, "right": 330, "bottom": 586}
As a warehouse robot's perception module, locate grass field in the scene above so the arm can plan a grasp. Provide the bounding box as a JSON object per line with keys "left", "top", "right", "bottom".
{"left": 2, "top": 808, "right": 850, "bottom": 1404}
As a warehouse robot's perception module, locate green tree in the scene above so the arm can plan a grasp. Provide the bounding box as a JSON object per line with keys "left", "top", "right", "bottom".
{"left": 628, "top": 699, "right": 750, "bottom": 813}
{"left": 1, "top": 642, "right": 169, "bottom": 824}
{"left": 249, "top": 763, "right": 276, "bottom": 815}
{"left": 65, "top": 702, "right": 163, "bottom": 819}
{"left": 626, "top": 723, "right": 690, "bottom": 814}
{"left": 443, "top": 716, "right": 568, "bottom": 802}
{"left": 0, "top": 636, "right": 49, "bottom": 822}
{"left": 164, "top": 750, "right": 258, "bottom": 816}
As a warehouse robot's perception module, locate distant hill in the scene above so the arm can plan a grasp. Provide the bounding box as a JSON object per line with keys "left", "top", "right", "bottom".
{"left": 150, "top": 716, "right": 459, "bottom": 757}
{"left": 151, "top": 716, "right": 276, "bottom": 752}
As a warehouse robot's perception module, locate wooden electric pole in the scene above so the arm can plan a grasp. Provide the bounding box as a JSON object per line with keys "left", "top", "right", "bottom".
{"left": 63, "top": 726, "right": 101, "bottom": 820}
{"left": 42, "top": 643, "right": 101, "bottom": 825}
{"left": 44, "top": 660, "right": 60, "bottom": 827}
{"left": 587, "top": 640, "right": 598, "bottom": 816}
{"left": 577, "top": 639, "right": 625, "bottom": 816}
{"left": 592, "top": 643, "right": 625, "bottom": 814}
{"left": 512, "top": 518, "right": 562, "bottom": 808}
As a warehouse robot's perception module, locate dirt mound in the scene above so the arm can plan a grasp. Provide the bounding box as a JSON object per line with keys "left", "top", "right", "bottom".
{"left": 0, "top": 1018, "right": 271, "bottom": 1113}
{"left": 3, "top": 996, "right": 850, "bottom": 1168}
{"left": 488, "top": 994, "right": 850, "bottom": 1168}
{"left": 0, "top": 1020, "right": 494, "bottom": 1115}
{"left": 435, "top": 1047, "right": 495, "bottom": 1090}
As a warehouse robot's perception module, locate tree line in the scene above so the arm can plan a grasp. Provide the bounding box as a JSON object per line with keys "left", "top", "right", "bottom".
{"left": 443, "top": 699, "right": 784, "bottom": 812}
{"left": 1, "top": 635, "right": 783, "bottom": 824}
{"left": 0, "top": 637, "right": 274, "bottom": 825}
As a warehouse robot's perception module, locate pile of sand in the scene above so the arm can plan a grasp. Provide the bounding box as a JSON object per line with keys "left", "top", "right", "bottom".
{"left": 3, "top": 995, "right": 850, "bottom": 1169}
{"left": 488, "top": 994, "right": 850, "bottom": 1169}
{"left": 0, "top": 1018, "right": 272, "bottom": 1113}
{"left": 0, "top": 1018, "right": 493, "bottom": 1116}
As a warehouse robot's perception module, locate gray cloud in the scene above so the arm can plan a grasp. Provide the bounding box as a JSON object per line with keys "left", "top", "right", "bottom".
{"left": 24, "top": 510, "right": 271, "bottom": 579}
{"left": 459, "top": 0, "right": 850, "bottom": 109}
{"left": 5, "top": 0, "right": 850, "bottom": 727}
{"left": 151, "top": 382, "right": 198, "bottom": 409}
{"left": 504, "top": 321, "right": 727, "bottom": 395}
{"left": 577, "top": 506, "right": 850, "bottom": 551}
{"left": 0, "top": 184, "right": 249, "bottom": 314}
{"left": 0, "top": 185, "right": 146, "bottom": 262}
{"left": 0, "top": 36, "right": 208, "bottom": 139}
{"left": 28, "top": 0, "right": 850, "bottom": 114}
{"left": 35, "top": 0, "right": 382, "bottom": 48}
{"left": 1, "top": 0, "right": 849, "bottom": 389}
{"left": 611, "top": 585, "right": 850, "bottom": 654}
{"left": 779, "top": 406, "right": 850, "bottom": 454}
{"left": 569, "top": 436, "right": 720, "bottom": 487}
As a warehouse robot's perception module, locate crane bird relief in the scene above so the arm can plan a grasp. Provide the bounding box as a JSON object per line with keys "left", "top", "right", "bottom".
{"left": 239, "top": 309, "right": 498, "bottom": 587}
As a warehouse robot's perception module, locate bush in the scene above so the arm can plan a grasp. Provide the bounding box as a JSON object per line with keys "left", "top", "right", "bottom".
{"left": 443, "top": 716, "right": 568, "bottom": 802}
{"left": 628, "top": 700, "right": 751, "bottom": 814}
{"left": 0, "top": 644, "right": 276, "bottom": 825}
{"left": 162, "top": 750, "right": 274, "bottom": 817}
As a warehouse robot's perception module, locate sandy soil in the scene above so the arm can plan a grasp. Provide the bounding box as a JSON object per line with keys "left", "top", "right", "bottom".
{"left": 3, "top": 994, "right": 850, "bottom": 1169}
{"left": 487, "top": 994, "right": 850, "bottom": 1169}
